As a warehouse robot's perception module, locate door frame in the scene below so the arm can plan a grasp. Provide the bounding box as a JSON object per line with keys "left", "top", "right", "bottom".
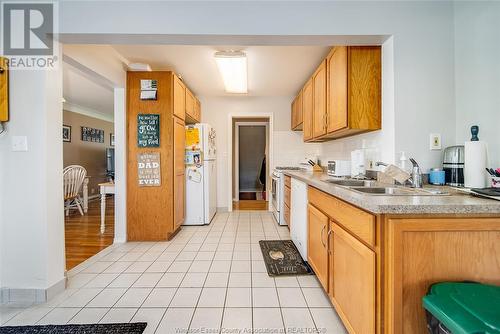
{"left": 234, "top": 121, "right": 269, "bottom": 201}
{"left": 227, "top": 112, "right": 274, "bottom": 212}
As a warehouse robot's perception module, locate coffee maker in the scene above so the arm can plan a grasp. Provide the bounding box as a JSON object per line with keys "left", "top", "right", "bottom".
{"left": 443, "top": 145, "right": 464, "bottom": 187}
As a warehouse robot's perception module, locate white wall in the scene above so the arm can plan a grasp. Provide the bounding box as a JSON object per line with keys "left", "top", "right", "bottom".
{"left": 0, "top": 55, "right": 65, "bottom": 295}
{"left": 58, "top": 0, "right": 457, "bottom": 172}
{"left": 454, "top": 1, "right": 500, "bottom": 167}
{"left": 200, "top": 96, "right": 321, "bottom": 209}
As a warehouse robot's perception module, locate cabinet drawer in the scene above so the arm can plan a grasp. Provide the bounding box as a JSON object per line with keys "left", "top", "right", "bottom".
{"left": 308, "top": 186, "right": 375, "bottom": 247}
{"left": 283, "top": 203, "right": 290, "bottom": 225}
{"left": 285, "top": 175, "right": 291, "bottom": 188}
{"left": 284, "top": 185, "right": 291, "bottom": 208}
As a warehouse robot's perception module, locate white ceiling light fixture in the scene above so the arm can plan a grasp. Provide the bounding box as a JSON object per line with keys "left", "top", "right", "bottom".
{"left": 214, "top": 51, "right": 247, "bottom": 94}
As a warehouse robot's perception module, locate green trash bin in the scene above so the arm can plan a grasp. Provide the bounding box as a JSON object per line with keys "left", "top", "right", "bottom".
{"left": 423, "top": 282, "right": 500, "bottom": 334}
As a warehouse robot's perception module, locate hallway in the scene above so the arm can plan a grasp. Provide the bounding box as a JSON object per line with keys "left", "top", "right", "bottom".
{"left": 0, "top": 211, "right": 346, "bottom": 333}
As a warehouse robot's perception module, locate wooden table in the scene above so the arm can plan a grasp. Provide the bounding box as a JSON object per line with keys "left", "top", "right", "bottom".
{"left": 99, "top": 182, "right": 115, "bottom": 234}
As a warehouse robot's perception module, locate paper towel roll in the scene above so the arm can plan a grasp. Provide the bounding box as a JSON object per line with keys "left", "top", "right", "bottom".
{"left": 464, "top": 141, "right": 488, "bottom": 188}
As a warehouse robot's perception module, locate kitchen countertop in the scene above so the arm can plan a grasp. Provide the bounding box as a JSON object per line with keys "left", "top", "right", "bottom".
{"left": 283, "top": 170, "right": 500, "bottom": 214}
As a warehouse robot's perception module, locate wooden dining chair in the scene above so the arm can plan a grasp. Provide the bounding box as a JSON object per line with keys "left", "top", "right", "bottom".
{"left": 63, "top": 165, "right": 87, "bottom": 216}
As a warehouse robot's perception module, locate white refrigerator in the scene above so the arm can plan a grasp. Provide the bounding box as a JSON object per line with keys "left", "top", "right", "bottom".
{"left": 184, "top": 123, "right": 217, "bottom": 225}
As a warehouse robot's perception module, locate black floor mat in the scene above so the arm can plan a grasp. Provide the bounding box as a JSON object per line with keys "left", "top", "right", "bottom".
{"left": 259, "top": 240, "right": 313, "bottom": 276}
{"left": 0, "top": 322, "right": 147, "bottom": 334}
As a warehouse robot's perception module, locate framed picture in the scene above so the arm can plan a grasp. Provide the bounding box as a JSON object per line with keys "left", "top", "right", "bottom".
{"left": 110, "top": 133, "right": 115, "bottom": 146}
{"left": 81, "top": 126, "right": 104, "bottom": 143}
{"left": 62, "top": 125, "right": 71, "bottom": 142}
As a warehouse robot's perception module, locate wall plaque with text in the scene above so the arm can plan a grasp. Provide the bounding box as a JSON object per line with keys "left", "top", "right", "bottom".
{"left": 137, "top": 114, "right": 160, "bottom": 147}
{"left": 137, "top": 152, "right": 161, "bottom": 187}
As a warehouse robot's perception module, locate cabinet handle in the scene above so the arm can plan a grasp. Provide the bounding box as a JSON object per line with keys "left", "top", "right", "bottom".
{"left": 321, "top": 225, "right": 327, "bottom": 248}
{"left": 327, "top": 229, "right": 333, "bottom": 254}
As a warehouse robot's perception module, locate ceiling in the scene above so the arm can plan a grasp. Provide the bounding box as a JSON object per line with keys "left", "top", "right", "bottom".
{"left": 63, "top": 63, "right": 114, "bottom": 117}
{"left": 112, "top": 45, "right": 331, "bottom": 97}
{"left": 62, "top": 44, "right": 331, "bottom": 116}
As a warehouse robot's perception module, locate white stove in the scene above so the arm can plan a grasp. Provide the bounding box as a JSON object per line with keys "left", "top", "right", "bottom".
{"left": 271, "top": 167, "right": 304, "bottom": 225}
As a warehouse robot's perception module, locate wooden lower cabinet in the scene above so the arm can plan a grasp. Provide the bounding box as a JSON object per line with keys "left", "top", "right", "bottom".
{"left": 306, "top": 184, "right": 500, "bottom": 334}
{"left": 307, "top": 204, "right": 329, "bottom": 290}
{"left": 330, "top": 221, "right": 375, "bottom": 334}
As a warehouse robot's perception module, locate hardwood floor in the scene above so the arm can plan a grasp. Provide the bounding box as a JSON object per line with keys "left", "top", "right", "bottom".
{"left": 65, "top": 196, "right": 114, "bottom": 270}
{"left": 233, "top": 200, "right": 268, "bottom": 211}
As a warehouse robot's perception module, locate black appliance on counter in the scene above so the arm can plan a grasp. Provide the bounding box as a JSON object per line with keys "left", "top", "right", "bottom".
{"left": 443, "top": 145, "right": 464, "bottom": 187}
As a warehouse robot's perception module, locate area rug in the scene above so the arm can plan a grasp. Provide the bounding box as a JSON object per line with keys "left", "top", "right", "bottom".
{"left": 259, "top": 240, "right": 313, "bottom": 276}
{"left": 0, "top": 322, "right": 147, "bottom": 334}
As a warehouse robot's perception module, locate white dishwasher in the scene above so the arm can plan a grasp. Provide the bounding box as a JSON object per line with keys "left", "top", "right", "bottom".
{"left": 290, "top": 178, "right": 308, "bottom": 260}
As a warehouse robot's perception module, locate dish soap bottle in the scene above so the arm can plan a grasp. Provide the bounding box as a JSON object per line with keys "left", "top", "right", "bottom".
{"left": 398, "top": 151, "right": 409, "bottom": 172}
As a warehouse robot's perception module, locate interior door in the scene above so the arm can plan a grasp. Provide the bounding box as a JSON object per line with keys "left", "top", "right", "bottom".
{"left": 331, "top": 222, "right": 375, "bottom": 334}
{"left": 173, "top": 75, "right": 186, "bottom": 120}
{"left": 327, "top": 46, "right": 348, "bottom": 133}
{"left": 307, "top": 204, "right": 329, "bottom": 290}
{"left": 313, "top": 60, "right": 327, "bottom": 138}
{"left": 173, "top": 118, "right": 186, "bottom": 228}
{"left": 302, "top": 78, "right": 313, "bottom": 141}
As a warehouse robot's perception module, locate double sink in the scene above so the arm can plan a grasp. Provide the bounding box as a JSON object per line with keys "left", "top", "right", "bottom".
{"left": 323, "top": 179, "right": 449, "bottom": 196}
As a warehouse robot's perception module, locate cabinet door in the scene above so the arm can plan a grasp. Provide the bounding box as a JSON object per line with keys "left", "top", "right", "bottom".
{"left": 185, "top": 88, "right": 195, "bottom": 120}
{"left": 312, "top": 60, "right": 327, "bottom": 138}
{"left": 302, "top": 78, "right": 314, "bottom": 141}
{"left": 194, "top": 99, "right": 201, "bottom": 122}
{"left": 291, "top": 97, "right": 297, "bottom": 129}
{"left": 331, "top": 222, "right": 375, "bottom": 334}
{"left": 296, "top": 92, "right": 303, "bottom": 128}
{"left": 307, "top": 204, "right": 329, "bottom": 290}
{"left": 327, "top": 47, "right": 348, "bottom": 133}
{"left": 173, "top": 75, "right": 186, "bottom": 120}
{"left": 173, "top": 118, "right": 185, "bottom": 228}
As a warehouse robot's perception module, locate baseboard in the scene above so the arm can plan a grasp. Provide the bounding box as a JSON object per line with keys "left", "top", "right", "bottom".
{"left": 0, "top": 277, "right": 66, "bottom": 305}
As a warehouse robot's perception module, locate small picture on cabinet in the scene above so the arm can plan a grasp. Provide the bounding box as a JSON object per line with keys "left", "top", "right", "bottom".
{"left": 62, "top": 125, "right": 71, "bottom": 142}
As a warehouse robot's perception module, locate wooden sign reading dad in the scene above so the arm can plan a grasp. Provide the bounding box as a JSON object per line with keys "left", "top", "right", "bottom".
{"left": 137, "top": 152, "right": 161, "bottom": 187}
{"left": 137, "top": 114, "right": 160, "bottom": 147}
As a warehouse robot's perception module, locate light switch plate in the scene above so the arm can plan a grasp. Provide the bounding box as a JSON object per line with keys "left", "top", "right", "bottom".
{"left": 12, "top": 136, "right": 28, "bottom": 152}
{"left": 429, "top": 133, "right": 441, "bottom": 150}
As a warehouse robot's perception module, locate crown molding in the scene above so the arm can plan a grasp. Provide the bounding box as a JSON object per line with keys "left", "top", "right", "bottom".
{"left": 63, "top": 101, "right": 114, "bottom": 123}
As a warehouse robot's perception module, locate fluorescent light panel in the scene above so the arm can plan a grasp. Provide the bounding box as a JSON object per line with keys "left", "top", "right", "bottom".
{"left": 214, "top": 51, "right": 247, "bottom": 94}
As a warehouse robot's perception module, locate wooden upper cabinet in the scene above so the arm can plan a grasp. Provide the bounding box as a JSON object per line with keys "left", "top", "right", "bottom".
{"left": 185, "top": 88, "right": 202, "bottom": 124}
{"left": 331, "top": 222, "right": 375, "bottom": 334}
{"left": 291, "top": 91, "right": 303, "bottom": 131}
{"left": 194, "top": 98, "right": 201, "bottom": 122}
{"left": 312, "top": 60, "right": 327, "bottom": 138}
{"left": 173, "top": 75, "right": 186, "bottom": 120}
{"left": 302, "top": 78, "right": 314, "bottom": 141}
{"left": 298, "top": 45, "right": 381, "bottom": 142}
{"left": 185, "top": 88, "right": 195, "bottom": 120}
{"left": 307, "top": 204, "right": 329, "bottom": 290}
{"left": 325, "top": 46, "right": 381, "bottom": 139}
{"left": 327, "top": 46, "right": 348, "bottom": 133}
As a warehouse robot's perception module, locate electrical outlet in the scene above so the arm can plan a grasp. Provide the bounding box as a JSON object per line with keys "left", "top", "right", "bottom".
{"left": 429, "top": 133, "right": 441, "bottom": 150}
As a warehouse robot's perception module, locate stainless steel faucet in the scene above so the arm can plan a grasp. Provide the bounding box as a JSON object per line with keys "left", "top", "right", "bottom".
{"left": 408, "top": 158, "right": 423, "bottom": 188}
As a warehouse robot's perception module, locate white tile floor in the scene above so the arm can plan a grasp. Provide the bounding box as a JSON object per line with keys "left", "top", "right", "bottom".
{"left": 0, "top": 211, "right": 347, "bottom": 333}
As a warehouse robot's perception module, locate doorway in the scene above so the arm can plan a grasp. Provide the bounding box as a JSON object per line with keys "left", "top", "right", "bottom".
{"left": 62, "top": 61, "right": 116, "bottom": 270}
{"left": 232, "top": 118, "right": 270, "bottom": 211}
